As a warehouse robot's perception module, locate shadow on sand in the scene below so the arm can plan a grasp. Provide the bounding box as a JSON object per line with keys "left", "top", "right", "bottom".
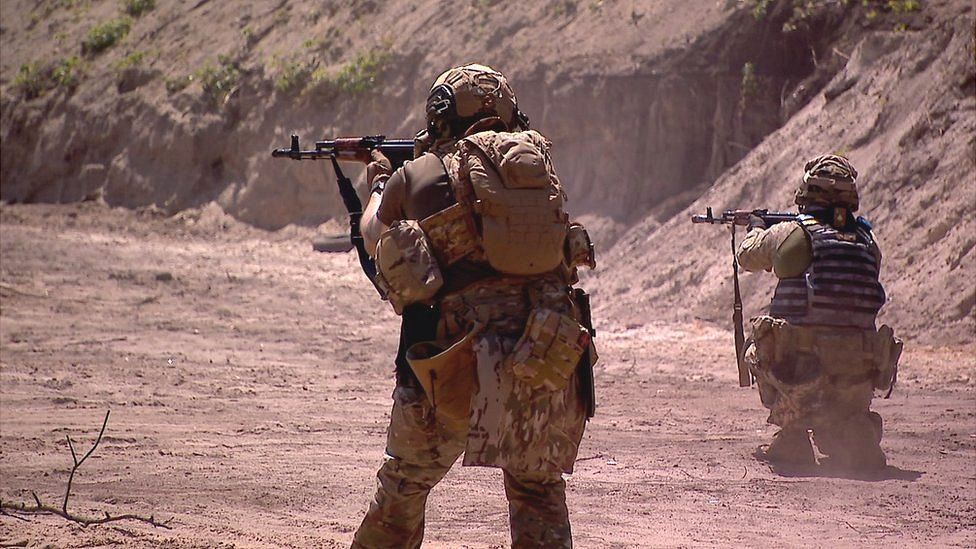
{"left": 768, "top": 462, "right": 924, "bottom": 481}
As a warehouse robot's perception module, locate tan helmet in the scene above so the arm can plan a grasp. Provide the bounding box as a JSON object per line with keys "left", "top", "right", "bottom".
{"left": 425, "top": 63, "right": 528, "bottom": 139}
{"left": 794, "top": 154, "right": 860, "bottom": 211}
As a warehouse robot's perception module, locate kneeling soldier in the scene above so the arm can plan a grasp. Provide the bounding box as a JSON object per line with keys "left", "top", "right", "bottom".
{"left": 737, "top": 154, "right": 902, "bottom": 470}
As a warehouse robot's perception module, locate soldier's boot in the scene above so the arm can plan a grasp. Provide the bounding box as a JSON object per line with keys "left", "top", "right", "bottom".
{"left": 758, "top": 426, "right": 816, "bottom": 466}
{"left": 814, "top": 413, "right": 887, "bottom": 471}
{"left": 503, "top": 470, "right": 572, "bottom": 549}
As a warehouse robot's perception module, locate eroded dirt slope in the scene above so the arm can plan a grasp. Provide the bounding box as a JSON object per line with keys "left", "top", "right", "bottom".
{"left": 599, "top": 8, "right": 976, "bottom": 344}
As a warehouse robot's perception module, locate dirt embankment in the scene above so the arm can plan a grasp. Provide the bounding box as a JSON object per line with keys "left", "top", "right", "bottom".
{"left": 0, "top": 1, "right": 886, "bottom": 229}
{"left": 1, "top": 0, "right": 973, "bottom": 346}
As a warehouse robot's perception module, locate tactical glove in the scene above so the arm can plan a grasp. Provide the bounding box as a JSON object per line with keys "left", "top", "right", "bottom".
{"left": 366, "top": 150, "right": 393, "bottom": 193}
{"left": 747, "top": 214, "right": 767, "bottom": 231}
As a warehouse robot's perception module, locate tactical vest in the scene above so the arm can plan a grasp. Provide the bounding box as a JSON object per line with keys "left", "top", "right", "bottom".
{"left": 769, "top": 215, "right": 886, "bottom": 329}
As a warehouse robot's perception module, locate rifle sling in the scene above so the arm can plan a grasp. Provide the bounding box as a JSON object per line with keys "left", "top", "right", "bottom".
{"left": 331, "top": 159, "right": 384, "bottom": 297}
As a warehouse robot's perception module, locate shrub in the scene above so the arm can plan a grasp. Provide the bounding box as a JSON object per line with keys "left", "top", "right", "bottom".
{"left": 13, "top": 57, "right": 83, "bottom": 99}
{"left": 83, "top": 18, "right": 131, "bottom": 54}
{"left": 52, "top": 56, "right": 82, "bottom": 89}
{"left": 113, "top": 50, "right": 146, "bottom": 71}
{"left": 196, "top": 55, "right": 241, "bottom": 104}
{"left": 315, "top": 48, "right": 391, "bottom": 94}
{"left": 164, "top": 75, "right": 191, "bottom": 94}
{"left": 273, "top": 59, "right": 313, "bottom": 95}
{"left": 121, "top": 0, "right": 155, "bottom": 17}
{"left": 14, "top": 62, "right": 47, "bottom": 99}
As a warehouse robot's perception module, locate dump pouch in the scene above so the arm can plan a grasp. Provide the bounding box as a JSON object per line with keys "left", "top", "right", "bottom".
{"left": 374, "top": 220, "right": 444, "bottom": 314}
{"left": 405, "top": 324, "right": 481, "bottom": 423}
{"left": 505, "top": 308, "right": 590, "bottom": 392}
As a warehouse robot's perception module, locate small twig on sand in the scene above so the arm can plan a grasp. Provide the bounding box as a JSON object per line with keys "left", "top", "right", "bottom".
{"left": 63, "top": 336, "right": 129, "bottom": 347}
{"left": 0, "top": 410, "right": 171, "bottom": 529}
{"left": 0, "top": 283, "right": 47, "bottom": 298}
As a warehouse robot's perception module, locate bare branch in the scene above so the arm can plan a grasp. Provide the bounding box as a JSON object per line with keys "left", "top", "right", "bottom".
{"left": 3, "top": 409, "right": 171, "bottom": 529}
{"left": 62, "top": 410, "right": 110, "bottom": 514}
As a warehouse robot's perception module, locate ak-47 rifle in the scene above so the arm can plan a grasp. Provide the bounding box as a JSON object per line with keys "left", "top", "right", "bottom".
{"left": 271, "top": 135, "right": 414, "bottom": 295}
{"left": 691, "top": 207, "right": 798, "bottom": 388}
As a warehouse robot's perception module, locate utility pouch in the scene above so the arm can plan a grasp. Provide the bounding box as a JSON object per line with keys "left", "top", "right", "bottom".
{"left": 405, "top": 324, "right": 481, "bottom": 423}
{"left": 750, "top": 316, "right": 820, "bottom": 385}
{"left": 751, "top": 316, "right": 785, "bottom": 370}
{"left": 505, "top": 308, "right": 590, "bottom": 391}
{"left": 419, "top": 203, "right": 480, "bottom": 267}
{"left": 374, "top": 220, "right": 444, "bottom": 314}
{"left": 874, "top": 324, "right": 902, "bottom": 396}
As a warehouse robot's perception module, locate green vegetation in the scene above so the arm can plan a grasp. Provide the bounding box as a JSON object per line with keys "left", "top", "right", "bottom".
{"left": 273, "top": 58, "right": 314, "bottom": 95}
{"left": 121, "top": 0, "right": 155, "bottom": 17}
{"left": 751, "top": 0, "right": 774, "bottom": 20}
{"left": 53, "top": 56, "right": 82, "bottom": 88}
{"left": 14, "top": 57, "right": 83, "bottom": 99}
{"left": 164, "top": 75, "right": 192, "bottom": 94}
{"left": 196, "top": 55, "right": 241, "bottom": 105}
{"left": 113, "top": 50, "right": 146, "bottom": 71}
{"left": 14, "top": 62, "right": 47, "bottom": 99}
{"left": 83, "top": 17, "right": 131, "bottom": 54}
{"left": 312, "top": 48, "right": 391, "bottom": 95}
{"left": 745, "top": 0, "right": 922, "bottom": 32}
{"left": 739, "top": 61, "right": 759, "bottom": 110}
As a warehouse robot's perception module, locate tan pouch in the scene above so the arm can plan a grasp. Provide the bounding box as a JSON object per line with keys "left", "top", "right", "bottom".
{"left": 374, "top": 220, "right": 444, "bottom": 314}
{"left": 405, "top": 325, "right": 481, "bottom": 422}
{"left": 750, "top": 316, "right": 784, "bottom": 369}
{"left": 505, "top": 308, "right": 590, "bottom": 391}
{"left": 419, "top": 203, "right": 480, "bottom": 266}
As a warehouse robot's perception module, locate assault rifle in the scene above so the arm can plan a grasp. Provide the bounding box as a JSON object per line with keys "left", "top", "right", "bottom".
{"left": 691, "top": 207, "right": 799, "bottom": 227}
{"left": 691, "top": 207, "right": 799, "bottom": 388}
{"left": 271, "top": 135, "right": 414, "bottom": 295}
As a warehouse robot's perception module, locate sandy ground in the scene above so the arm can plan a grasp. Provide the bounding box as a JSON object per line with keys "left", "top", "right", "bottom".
{"left": 0, "top": 203, "right": 974, "bottom": 548}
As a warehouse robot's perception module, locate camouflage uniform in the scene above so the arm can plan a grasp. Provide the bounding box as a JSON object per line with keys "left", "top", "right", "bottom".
{"left": 353, "top": 65, "right": 592, "bottom": 548}
{"left": 736, "top": 155, "right": 900, "bottom": 470}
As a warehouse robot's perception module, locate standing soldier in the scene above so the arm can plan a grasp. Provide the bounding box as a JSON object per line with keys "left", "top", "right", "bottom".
{"left": 353, "top": 64, "right": 597, "bottom": 548}
{"left": 736, "top": 155, "right": 901, "bottom": 470}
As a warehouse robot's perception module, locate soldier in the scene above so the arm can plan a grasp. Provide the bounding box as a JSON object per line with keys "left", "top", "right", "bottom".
{"left": 736, "top": 154, "right": 902, "bottom": 471}
{"left": 352, "top": 64, "right": 597, "bottom": 548}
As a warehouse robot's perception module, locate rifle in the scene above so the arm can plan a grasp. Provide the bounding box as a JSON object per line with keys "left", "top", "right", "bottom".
{"left": 691, "top": 207, "right": 798, "bottom": 388}
{"left": 271, "top": 135, "right": 414, "bottom": 295}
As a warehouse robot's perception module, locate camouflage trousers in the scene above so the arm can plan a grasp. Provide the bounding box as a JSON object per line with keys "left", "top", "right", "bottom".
{"left": 350, "top": 380, "right": 573, "bottom": 549}
{"left": 746, "top": 318, "right": 886, "bottom": 469}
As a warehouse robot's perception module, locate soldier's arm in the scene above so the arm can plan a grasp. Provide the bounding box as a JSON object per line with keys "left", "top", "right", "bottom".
{"left": 736, "top": 221, "right": 809, "bottom": 276}
{"left": 362, "top": 168, "right": 407, "bottom": 257}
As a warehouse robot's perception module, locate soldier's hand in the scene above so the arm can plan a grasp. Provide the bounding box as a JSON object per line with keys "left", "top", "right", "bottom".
{"left": 747, "top": 214, "right": 767, "bottom": 231}
{"left": 366, "top": 150, "right": 393, "bottom": 189}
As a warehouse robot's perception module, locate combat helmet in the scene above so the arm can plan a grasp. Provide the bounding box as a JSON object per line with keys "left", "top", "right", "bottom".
{"left": 795, "top": 154, "right": 860, "bottom": 212}
{"left": 425, "top": 64, "right": 529, "bottom": 140}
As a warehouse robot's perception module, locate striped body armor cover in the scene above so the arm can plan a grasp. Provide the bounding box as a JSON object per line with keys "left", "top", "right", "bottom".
{"left": 770, "top": 214, "right": 886, "bottom": 329}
